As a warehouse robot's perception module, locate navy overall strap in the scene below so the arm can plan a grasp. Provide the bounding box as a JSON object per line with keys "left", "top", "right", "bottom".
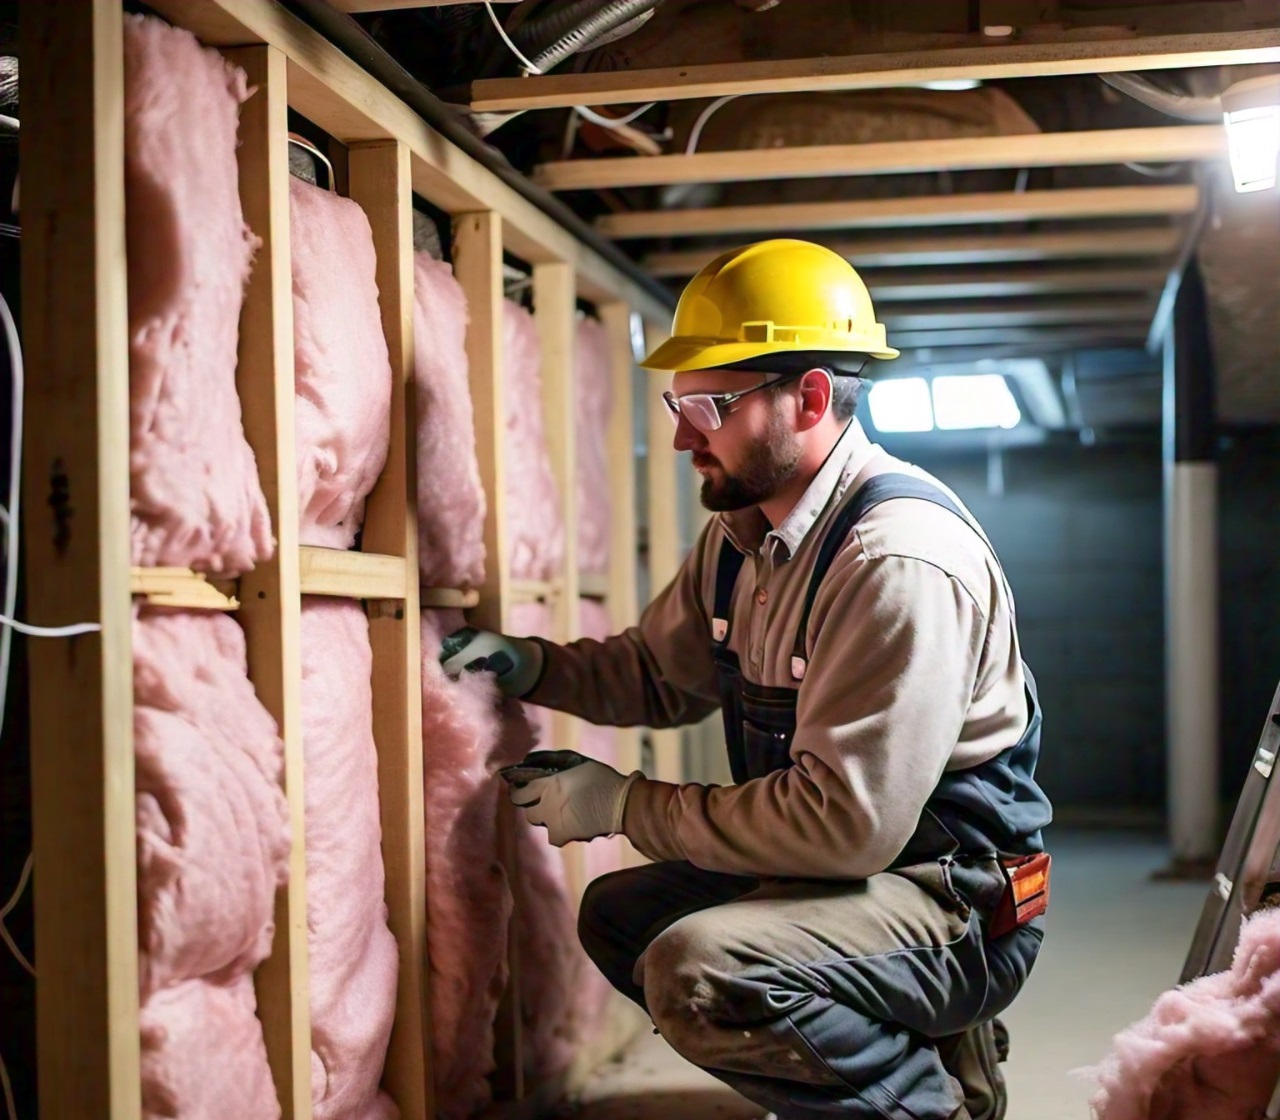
{"left": 712, "top": 538, "right": 747, "bottom": 644}
{"left": 788, "top": 473, "right": 969, "bottom": 682}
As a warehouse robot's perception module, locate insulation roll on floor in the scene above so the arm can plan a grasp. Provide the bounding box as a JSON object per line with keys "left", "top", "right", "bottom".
{"left": 503, "top": 299, "right": 565, "bottom": 582}
{"left": 124, "top": 14, "right": 273, "bottom": 575}
{"left": 290, "top": 178, "right": 393, "bottom": 549}
{"left": 575, "top": 317, "right": 614, "bottom": 579}
{"left": 299, "top": 599, "right": 399, "bottom": 1120}
{"left": 414, "top": 253, "right": 487, "bottom": 591}
{"left": 420, "top": 610, "right": 531, "bottom": 1119}
{"left": 134, "top": 608, "right": 290, "bottom": 999}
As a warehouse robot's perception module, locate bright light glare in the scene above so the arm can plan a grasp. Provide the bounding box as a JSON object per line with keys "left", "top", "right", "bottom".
{"left": 932, "top": 374, "right": 1021, "bottom": 430}
{"left": 868, "top": 378, "right": 934, "bottom": 433}
{"left": 1224, "top": 106, "right": 1280, "bottom": 193}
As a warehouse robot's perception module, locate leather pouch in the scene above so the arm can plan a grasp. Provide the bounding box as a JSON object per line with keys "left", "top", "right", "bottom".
{"left": 988, "top": 851, "right": 1051, "bottom": 939}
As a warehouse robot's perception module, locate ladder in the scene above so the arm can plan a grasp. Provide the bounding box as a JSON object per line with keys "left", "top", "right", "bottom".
{"left": 1179, "top": 677, "right": 1280, "bottom": 1116}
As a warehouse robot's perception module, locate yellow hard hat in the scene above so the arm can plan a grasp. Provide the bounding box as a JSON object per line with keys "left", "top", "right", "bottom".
{"left": 641, "top": 238, "right": 899, "bottom": 372}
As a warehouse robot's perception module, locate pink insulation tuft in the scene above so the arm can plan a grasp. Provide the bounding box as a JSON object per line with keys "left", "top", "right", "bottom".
{"left": 290, "top": 177, "right": 393, "bottom": 548}
{"left": 414, "top": 254, "right": 487, "bottom": 590}
{"left": 134, "top": 608, "right": 291, "bottom": 998}
{"left": 420, "top": 609, "right": 532, "bottom": 1119}
{"left": 1088, "top": 907, "right": 1280, "bottom": 1120}
{"left": 503, "top": 300, "right": 565, "bottom": 581}
{"left": 575, "top": 317, "right": 614, "bottom": 578}
{"left": 299, "top": 600, "right": 399, "bottom": 1120}
{"left": 124, "top": 14, "right": 273, "bottom": 575}
{"left": 141, "top": 976, "right": 280, "bottom": 1120}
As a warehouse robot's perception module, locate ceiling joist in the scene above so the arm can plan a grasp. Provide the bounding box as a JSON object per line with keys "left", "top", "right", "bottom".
{"left": 643, "top": 227, "right": 1182, "bottom": 276}
{"left": 888, "top": 324, "right": 1150, "bottom": 350}
{"left": 864, "top": 267, "right": 1167, "bottom": 302}
{"left": 598, "top": 185, "right": 1199, "bottom": 240}
{"left": 470, "top": 28, "right": 1280, "bottom": 112}
{"left": 879, "top": 298, "right": 1154, "bottom": 330}
{"left": 534, "top": 126, "right": 1224, "bottom": 192}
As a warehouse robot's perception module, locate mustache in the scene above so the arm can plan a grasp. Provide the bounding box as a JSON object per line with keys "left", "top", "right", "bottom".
{"left": 690, "top": 452, "right": 719, "bottom": 469}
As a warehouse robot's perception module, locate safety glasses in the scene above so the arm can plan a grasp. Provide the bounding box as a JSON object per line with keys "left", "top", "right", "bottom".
{"left": 662, "top": 372, "right": 804, "bottom": 434}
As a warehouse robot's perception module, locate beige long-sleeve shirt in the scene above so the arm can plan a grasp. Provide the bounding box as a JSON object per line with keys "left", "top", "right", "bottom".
{"left": 526, "top": 418, "right": 1028, "bottom": 880}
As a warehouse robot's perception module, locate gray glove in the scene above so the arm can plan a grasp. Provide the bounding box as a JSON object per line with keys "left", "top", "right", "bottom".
{"left": 505, "top": 750, "right": 642, "bottom": 847}
{"left": 439, "top": 627, "right": 544, "bottom": 698}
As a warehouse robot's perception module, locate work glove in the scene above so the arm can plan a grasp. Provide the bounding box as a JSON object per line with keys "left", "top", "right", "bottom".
{"left": 439, "top": 626, "right": 544, "bottom": 698}
{"left": 505, "top": 750, "right": 643, "bottom": 847}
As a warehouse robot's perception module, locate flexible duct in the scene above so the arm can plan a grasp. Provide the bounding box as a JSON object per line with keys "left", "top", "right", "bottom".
{"left": 1099, "top": 72, "right": 1222, "bottom": 123}
{"left": 529, "top": 0, "right": 664, "bottom": 74}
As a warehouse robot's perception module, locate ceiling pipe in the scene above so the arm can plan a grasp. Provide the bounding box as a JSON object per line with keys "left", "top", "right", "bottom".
{"left": 284, "top": 0, "right": 675, "bottom": 312}
{"left": 1100, "top": 72, "right": 1222, "bottom": 123}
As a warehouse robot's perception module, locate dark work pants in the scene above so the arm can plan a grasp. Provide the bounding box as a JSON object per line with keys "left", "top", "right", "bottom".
{"left": 577, "top": 858, "right": 1043, "bottom": 1120}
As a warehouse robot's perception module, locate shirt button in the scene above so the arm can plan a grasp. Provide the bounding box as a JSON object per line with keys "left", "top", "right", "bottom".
{"left": 755, "top": 587, "right": 769, "bottom": 605}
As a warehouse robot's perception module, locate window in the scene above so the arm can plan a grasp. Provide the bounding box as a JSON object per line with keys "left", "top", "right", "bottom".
{"left": 931, "top": 374, "right": 1022, "bottom": 431}
{"left": 867, "top": 377, "right": 934, "bottom": 433}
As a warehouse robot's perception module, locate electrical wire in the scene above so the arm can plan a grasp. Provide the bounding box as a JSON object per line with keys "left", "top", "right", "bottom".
{"left": 484, "top": 0, "right": 543, "bottom": 75}
{"left": 0, "top": 615, "right": 102, "bottom": 637}
{"left": 1125, "top": 160, "right": 1183, "bottom": 178}
{"left": 573, "top": 102, "right": 657, "bottom": 129}
{"left": 686, "top": 93, "right": 742, "bottom": 154}
{"left": 1, "top": 289, "right": 21, "bottom": 742}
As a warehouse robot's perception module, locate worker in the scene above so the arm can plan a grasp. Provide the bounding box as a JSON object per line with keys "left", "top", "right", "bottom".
{"left": 442, "top": 239, "right": 1052, "bottom": 1120}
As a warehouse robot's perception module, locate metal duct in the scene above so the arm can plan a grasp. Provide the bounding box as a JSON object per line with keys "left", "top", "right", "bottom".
{"left": 1099, "top": 72, "right": 1222, "bottom": 123}
{"left": 529, "top": 0, "right": 665, "bottom": 73}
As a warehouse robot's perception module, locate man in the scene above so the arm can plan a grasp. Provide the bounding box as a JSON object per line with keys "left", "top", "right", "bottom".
{"left": 443, "top": 239, "right": 1051, "bottom": 1120}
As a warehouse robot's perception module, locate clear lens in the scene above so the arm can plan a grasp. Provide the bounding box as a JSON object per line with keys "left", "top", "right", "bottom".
{"left": 664, "top": 391, "right": 725, "bottom": 433}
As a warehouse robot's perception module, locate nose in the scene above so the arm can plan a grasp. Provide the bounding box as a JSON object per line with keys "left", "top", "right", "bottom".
{"left": 672, "top": 413, "right": 705, "bottom": 453}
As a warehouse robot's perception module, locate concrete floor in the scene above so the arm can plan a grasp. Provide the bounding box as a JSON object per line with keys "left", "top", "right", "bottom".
{"left": 567, "top": 831, "right": 1208, "bottom": 1120}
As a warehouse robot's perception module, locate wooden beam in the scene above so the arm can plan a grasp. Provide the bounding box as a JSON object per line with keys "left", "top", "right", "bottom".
{"left": 880, "top": 297, "right": 1155, "bottom": 330}
{"left": 471, "top": 27, "right": 1280, "bottom": 111}
{"left": 297, "top": 546, "right": 409, "bottom": 600}
{"left": 130, "top": 567, "right": 241, "bottom": 610}
{"left": 21, "top": 4, "right": 141, "bottom": 1117}
{"left": 534, "top": 125, "right": 1224, "bottom": 191}
{"left": 890, "top": 324, "right": 1150, "bottom": 349}
{"left": 223, "top": 45, "right": 313, "bottom": 1120}
{"left": 866, "top": 266, "right": 1167, "bottom": 301}
{"left": 643, "top": 227, "right": 1183, "bottom": 276}
{"left": 598, "top": 185, "right": 1200, "bottom": 240}
{"left": 347, "top": 139, "right": 432, "bottom": 1120}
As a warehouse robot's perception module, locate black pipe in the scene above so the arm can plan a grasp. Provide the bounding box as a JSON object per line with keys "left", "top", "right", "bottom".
{"left": 285, "top": 0, "right": 675, "bottom": 312}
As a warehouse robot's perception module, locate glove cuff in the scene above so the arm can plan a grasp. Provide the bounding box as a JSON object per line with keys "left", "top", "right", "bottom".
{"left": 611, "top": 771, "right": 645, "bottom": 834}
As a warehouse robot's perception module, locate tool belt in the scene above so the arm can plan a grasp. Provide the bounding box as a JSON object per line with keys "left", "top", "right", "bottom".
{"left": 989, "top": 852, "right": 1051, "bottom": 939}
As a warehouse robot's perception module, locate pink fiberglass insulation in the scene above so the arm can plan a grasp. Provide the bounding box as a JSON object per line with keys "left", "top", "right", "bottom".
{"left": 299, "top": 599, "right": 399, "bottom": 1120}
{"left": 503, "top": 299, "right": 565, "bottom": 581}
{"left": 1088, "top": 907, "right": 1280, "bottom": 1120}
{"left": 141, "top": 975, "right": 279, "bottom": 1120}
{"left": 291, "top": 177, "right": 393, "bottom": 548}
{"left": 134, "top": 608, "right": 290, "bottom": 998}
{"left": 575, "top": 317, "right": 614, "bottom": 578}
{"left": 124, "top": 14, "right": 272, "bottom": 575}
{"left": 414, "top": 254, "right": 487, "bottom": 590}
{"left": 420, "top": 609, "right": 532, "bottom": 1119}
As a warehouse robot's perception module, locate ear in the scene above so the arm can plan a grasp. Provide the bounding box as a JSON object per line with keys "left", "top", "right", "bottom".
{"left": 794, "top": 369, "right": 833, "bottom": 431}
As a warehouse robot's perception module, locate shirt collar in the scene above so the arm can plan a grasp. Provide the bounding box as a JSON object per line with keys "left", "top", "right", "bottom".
{"left": 719, "top": 418, "right": 878, "bottom": 561}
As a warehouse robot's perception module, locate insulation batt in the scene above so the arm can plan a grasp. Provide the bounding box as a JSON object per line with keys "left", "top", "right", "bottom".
{"left": 420, "top": 610, "right": 531, "bottom": 1119}
{"left": 291, "top": 177, "right": 393, "bottom": 548}
{"left": 414, "top": 254, "right": 487, "bottom": 589}
{"left": 1088, "top": 907, "right": 1280, "bottom": 1120}
{"left": 134, "top": 608, "right": 290, "bottom": 999}
{"left": 299, "top": 600, "right": 399, "bottom": 1120}
{"left": 503, "top": 300, "right": 565, "bottom": 581}
{"left": 124, "top": 14, "right": 273, "bottom": 575}
{"left": 141, "top": 976, "right": 279, "bottom": 1120}
{"left": 575, "top": 317, "right": 614, "bottom": 578}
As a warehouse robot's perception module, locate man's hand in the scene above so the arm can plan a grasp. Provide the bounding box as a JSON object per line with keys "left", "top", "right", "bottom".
{"left": 506, "top": 751, "right": 643, "bottom": 846}
{"left": 440, "top": 626, "right": 544, "bottom": 698}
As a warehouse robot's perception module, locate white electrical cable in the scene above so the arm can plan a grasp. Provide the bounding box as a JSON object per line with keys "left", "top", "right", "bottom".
{"left": 484, "top": 0, "right": 543, "bottom": 75}
{"left": 573, "top": 102, "right": 658, "bottom": 129}
{"left": 0, "top": 615, "right": 102, "bottom": 638}
{"left": 686, "top": 93, "right": 743, "bottom": 154}
{"left": 0, "top": 289, "right": 20, "bottom": 737}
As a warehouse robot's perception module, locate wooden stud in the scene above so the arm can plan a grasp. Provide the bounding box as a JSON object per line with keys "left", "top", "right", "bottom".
{"left": 130, "top": 568, "right": 241, "bottom": 610}
{"left": 20, "top": 4, "right": 140, "bottom": 1118}
{"left": 223, "top": 44, "right": 313, "bottom": 1120}
{"left": 297, "top": 546, "right": 409, "bottom": 600}
{"left": 534, "top": 125, "right": 1225, "bottom": 192}
{"left": 469, "top": 27, "right": 1280, "bottom": 111}
{"left": 597, "top": 185, "right": 1201, "bottom": 240}
{"left": 643, "top": 227, "right": 1184, "bottom": 277}
{"left": 347, "top": 138, "right": 432, "bottom": 1120}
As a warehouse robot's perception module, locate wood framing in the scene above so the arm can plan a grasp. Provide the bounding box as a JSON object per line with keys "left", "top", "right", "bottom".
{"left": 470, "top": 27, "right": 1280, "bottom": 110}
{"left": 879, "top": 297, "right": 1155, "bottom": 330}
{"left": 130, "top": 567, "right": 240, "bottom": 610}
{"left": 865, "top": 266, "right": 1168, "bottom": 301}
{"left": 598, "top": 184, "right": 1200, "bottom": 240}
{"left": 643, "top": 227, "right": 1183, "bottom": 276}
{"left": 297, "top": 546, "right": 409, "bottom": 600}
{"left": 534, "top": 125, "right": 1224, "bottom": 191}
{"left": 890, "top": 323, "right": 1150, "bottom": 350}
{"left": 20, "top": 4, "right": 141, "bottom": 1118}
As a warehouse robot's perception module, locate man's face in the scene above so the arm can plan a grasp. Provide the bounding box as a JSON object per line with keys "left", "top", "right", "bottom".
{"left": 669, "top": 369, "right": 804, "bottom": 512}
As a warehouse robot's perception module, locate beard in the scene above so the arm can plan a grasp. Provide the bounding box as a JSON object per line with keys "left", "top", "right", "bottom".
{"left": 698, "top": 412, "right": 803, "bottom": 512}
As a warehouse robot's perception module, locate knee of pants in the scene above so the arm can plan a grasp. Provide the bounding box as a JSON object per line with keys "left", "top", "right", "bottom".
{"left": 640, "top": 917, "right": 743, "bottom": 1062}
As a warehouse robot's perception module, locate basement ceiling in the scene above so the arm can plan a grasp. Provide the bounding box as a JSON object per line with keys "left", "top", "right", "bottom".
{"left": 329, "top": 0, "right": 1280, "bottom": 434}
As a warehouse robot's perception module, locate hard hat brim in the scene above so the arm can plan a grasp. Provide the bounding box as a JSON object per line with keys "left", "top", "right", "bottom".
{"left": 640, "top": 336, "right": 899, "bottom": 372}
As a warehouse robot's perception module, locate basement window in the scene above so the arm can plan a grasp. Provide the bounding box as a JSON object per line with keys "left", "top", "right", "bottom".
{"left": 867, "top": 377, "right": 935, "bottom": 433}
{"left": 932, "top": 374, "right": 1022, "bottom": 430}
